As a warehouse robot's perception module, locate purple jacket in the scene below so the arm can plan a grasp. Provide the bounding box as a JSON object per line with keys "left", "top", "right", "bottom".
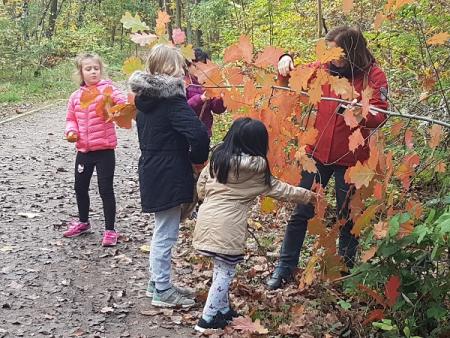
{"left": 184, "top": 74, "right": 226, "bottom": 137}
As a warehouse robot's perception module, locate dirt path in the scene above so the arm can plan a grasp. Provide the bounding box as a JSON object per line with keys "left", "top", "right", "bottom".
{"left": 0, "top": 104, "right": 198, "bottom": 337}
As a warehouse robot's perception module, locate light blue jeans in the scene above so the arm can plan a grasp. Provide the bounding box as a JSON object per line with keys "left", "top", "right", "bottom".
{"left": 149, "top": 205, "right": 181, "bottom": 291}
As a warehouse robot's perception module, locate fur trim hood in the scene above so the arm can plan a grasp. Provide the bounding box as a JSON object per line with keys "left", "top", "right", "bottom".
{"left": 128, "top": 71, "right": 186, "bottom": 98}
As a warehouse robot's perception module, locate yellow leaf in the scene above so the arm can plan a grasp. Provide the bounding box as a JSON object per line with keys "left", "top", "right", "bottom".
{"left": 315, "top": 39, "right": 344, "bottom": 64}
{"left": 346, "top": 161, "right": 375, "bottom": 189}
{"left": 120, "top": 11, "right": 149, "bottom": 33}
{"left": 180, "top": 44, "right": 195, "bottom": 61}
{"left": 122, "top": 57, "right": 144, "bottom": 76}
{"left": 261, "top": 196, "right": 277, "bottom": 214}
{"left": 427, "top": 32, "right": 450, "bottom": 46}
{"left": 139, "top": 244, "right": 150, "bottom": 253}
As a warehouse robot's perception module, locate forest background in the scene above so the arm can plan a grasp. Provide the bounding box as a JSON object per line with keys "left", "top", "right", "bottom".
{"left": 0, "top": 0, "right": 449, "bottom": 337}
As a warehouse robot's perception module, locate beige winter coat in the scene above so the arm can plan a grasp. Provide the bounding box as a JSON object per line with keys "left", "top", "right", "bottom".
{"left": 192, "top": 154, "right": 314, "bottom": 256}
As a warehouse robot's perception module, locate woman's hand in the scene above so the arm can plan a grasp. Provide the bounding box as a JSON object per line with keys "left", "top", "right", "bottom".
{"left": 278, "top": 55, "right": 294, "bottom": 76}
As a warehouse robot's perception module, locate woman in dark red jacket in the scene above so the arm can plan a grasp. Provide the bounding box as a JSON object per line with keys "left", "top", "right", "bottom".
{"left": 267, "top": 26, "right": 389, "bottom": 290}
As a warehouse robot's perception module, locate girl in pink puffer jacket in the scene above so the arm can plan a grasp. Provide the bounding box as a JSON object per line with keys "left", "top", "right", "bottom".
{"left": 63, "top": 53, "right": 126, "bottom": 247}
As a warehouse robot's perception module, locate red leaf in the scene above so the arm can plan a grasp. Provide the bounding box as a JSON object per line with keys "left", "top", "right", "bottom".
{"left": 429, "top": 124, "right": 443, "bottom": 149}
{"left": 357, "top": 284, "right": 386, "bottom": 306}
{"left": 172, "top": 28, "right": 186, "bottom": 45}
{"left": 363, "top": 309, "right": 385, "bottom": 326}
{"left": 385, "top": 275, "right": 401, "bottom": 307}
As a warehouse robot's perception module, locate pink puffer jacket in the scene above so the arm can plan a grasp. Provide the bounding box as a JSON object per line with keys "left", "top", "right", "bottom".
{"left": 65, "top": 80, "right": 126, "bottom": 153}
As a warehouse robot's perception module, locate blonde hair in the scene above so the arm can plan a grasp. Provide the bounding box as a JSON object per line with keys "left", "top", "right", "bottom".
{"left": 145, "top": 44, "right": 185, "bottom": 77}
{"left": 74, "top": 53, "right": 105, "bottom": 86}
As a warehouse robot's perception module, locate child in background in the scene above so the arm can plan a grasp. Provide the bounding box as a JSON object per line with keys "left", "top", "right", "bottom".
{"left": 128, "top": 44, "right": 210, "bottom": 308}
{"left": 192, "top": 117, "right": 315, "bottom": 332}
{"left": 64, "top": 53, "right": 126, "bottom": 247}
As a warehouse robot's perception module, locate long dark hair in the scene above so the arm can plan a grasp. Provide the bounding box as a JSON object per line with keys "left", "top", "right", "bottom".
{"left": 210, "top": 117, "right": 272, "bottom": 186}
{"left": 325, "top": 26, "right": 375, "bottom": 76}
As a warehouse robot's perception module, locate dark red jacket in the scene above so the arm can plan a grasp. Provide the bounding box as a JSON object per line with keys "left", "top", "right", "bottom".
{"left": 281, "top": 62, "right": 388, "bottom": 167}
{"left": 184, "top": 74, "right": 226, "bottom": 137}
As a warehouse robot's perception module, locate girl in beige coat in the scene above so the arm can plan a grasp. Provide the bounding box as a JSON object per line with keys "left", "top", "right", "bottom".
{"left": 193, "top": 117, "right": 315, "bottom": 332}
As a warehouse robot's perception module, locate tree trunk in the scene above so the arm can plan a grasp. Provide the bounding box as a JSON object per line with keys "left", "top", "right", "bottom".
{"left": 175, "top": 0, "right": 182, "bottom": 28}
{"left": 46, "top": 0, "right": 58, "bottom": 38}
{"left": 317, "top": 0, "right": 323, "bottom": 38}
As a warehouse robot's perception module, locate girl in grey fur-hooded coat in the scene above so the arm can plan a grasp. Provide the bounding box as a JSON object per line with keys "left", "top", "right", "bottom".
{"left": 128, "top": 70, "right": 210, "bottom": 213}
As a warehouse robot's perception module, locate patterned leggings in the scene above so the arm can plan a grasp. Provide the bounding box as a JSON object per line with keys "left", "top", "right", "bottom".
{"left": 203, "top": 258, "right": 237, "bottom": 318}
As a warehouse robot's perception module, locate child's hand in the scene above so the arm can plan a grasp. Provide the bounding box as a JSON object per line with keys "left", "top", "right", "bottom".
{"left": 66, "top": 131, "right": 78, "bottom": 143}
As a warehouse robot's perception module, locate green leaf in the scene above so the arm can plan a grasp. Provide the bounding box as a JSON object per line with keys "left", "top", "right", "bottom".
{"left": 337, "top": 300, "right": 351, "bottom": 310}
{"left": 413, "top": 224, "right": 430, "bottom": 244}
{"left": 426, "top": 305, "right": 447, "bottom": 320}
{"left": 388, "top": 215, "right": 401, "bottom": 238}
{"left": 403, "top": 326, "right": 411, "bottom": 337}
{"left": 120, "top": 11, "right": 150, "bottom": 33}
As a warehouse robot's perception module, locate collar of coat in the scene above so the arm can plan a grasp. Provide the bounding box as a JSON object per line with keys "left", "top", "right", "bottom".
{"left": 128, "top": 71, "right": 186, "bottom": 98}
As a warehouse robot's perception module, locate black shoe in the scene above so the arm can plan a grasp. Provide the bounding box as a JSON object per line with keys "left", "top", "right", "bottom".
{"left": 266, "top": 270, "right": 293, "bottom": 290}
{"left": 194, "top": 313, "right": 228, "bottom": 333}
{"left": 221, "top": 307, "right": 239, "bottom": 322}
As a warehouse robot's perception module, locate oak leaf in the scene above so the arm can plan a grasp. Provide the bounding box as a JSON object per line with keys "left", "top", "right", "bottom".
{"left": 289, "top": 66, "right": 316, "bottom": 92}
{"left": 231, "top": 317, "right": 268, "bottom": 334}
{"left": 120, "top": 12, "right": 149, "bottom": 33}
{"left": 122, "top": 57, "right": 144, "bottom": 76}
{"left": 224, "top": 35, "right": 253, "bottom": 64}
{"left": 343, "top": 109, "right": 359, "bottom": 128}
{"left": 426, "top": 32, "right": 450, "bottom": 45}
{"left": 346, "top": 161, "right": 375, "bottom": 189}
{"left": 349, "top": 129, "right": 365, "bottom": 152}
{"left": 80, "top": 86, "right": 100, "bottom": 110}
{"left": 130, "top": 32, "right": 157, "bottom": 46}
{"left": 155, "top": 10, "right": 170, "bottom": 35}
{"left": 171, "top": 28, "right": 186, "bottom": 45}
{"left": 315, "top": 39, "right": 344, "bottom": 64}
{"left": 361, "top": 86, "right": 373, "bottom": 118}
{"left": 329, "top": 75, "right": 357, "bottom": 100}
{"left": 110, "top": 103, "right": 136, "bottom": 129}
{"left": 254, "top": 46, "right": 284, "bottom": 68}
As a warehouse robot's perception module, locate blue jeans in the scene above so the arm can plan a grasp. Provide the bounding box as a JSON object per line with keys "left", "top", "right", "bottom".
{"left": 276, "top": 160, "right": 358, "bottom": 275}
{"left": 149, "top": 205, "right": 181, "bottom": 291}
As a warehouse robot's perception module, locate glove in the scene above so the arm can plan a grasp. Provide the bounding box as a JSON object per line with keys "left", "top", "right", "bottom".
{"left": 278, "top": 55, "right": 294, "bottom": 76}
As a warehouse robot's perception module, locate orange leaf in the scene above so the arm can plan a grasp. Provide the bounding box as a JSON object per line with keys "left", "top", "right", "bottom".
{"left": 374, "top": 12, "right": 386, "bottom": 30}
{"left": 254, "top": 46, "right": 284, "bottom": 68}
{"left": 349, "top": 129, "right": 365, "bottom": 152}
{"left": 406, "top": 200, "right": 423, "bottom": 219}
{"left": 394, "top": 0, "right": 413, "bottom": 10}
{"left": 361, "top": 86, "right": 373, "bottom": 118}
{"left": 80, "top": 87, "right": 100, "bottom": 109}
{"left": 426, "top": 32, "right": 450, "bottom": 45}
{"left": 435, "top": 161, "right": 447, "bottom": 173}
{"left": 343, "top": 109, "right": 359, "bottom": 128}
{"left": 223, "top": 35, "right": 253, "bottom": 64}
{"left": 342, "top": 0, "right": 353, "bottom": 14}
{"left": 346, "top": 161, "right": 375, "bottom": 189}
{"left": 363, "top": 309, "right": 385, "bottom": 326}
{"left": 367, "top": 138, "right": 380, "bottom": 171}
{"left": 271, "top": 92, "right": 298, "bottom": 116}
{"left": 308, "top": 69, "right": 329, "bottom": 104}
{"left": 404, "top": 129, "right": 414, "bottom": 149}
{"left": 224, "top": 67, "right": 244, "bottom": 85}
{"left": 373, "top": 182, "right": 383, "bottom": 200}
{"left": 390, "top": 121, "right": 404, "bottom": 137}
{"left": 110, "top": 103, "right": 136, "bottom": 129}
{"left": 398, "top": 220, "right": 414, "bottom": 239}
{"left": 385, "top": 275, "right": 401, "bottom": 307}
{"left": 231, "top": 317, "right": 268, "bottom": 334}
{"left": 95, "top": 97, "right": 107, "bottom": 120}
{"left": 298, "top": 128, "right": 319, "bottom": 147}
{"left": 155, "top": 10, "right": 170, "bottom": 35}
{"left": 308, "top": 217, "right": 327, "bottom": 236}
{"left": 361, "top": 245, "right": 378, "bottom": 262}
{"left": 329, "top": 75, "right": 357, "bottom": 100}
{"left": 222, "top": 87, "right": 244, "bottom": 112}
{"left": 373, "top": 221, "right": 389, "bottom": 240}
{"left": 289, "top": 66, "right": 316, "bottom": 92}
{"left": 300, "top": 254, "right": 320, "bottom": 289}
{"left": 315, "top": 39, "right": 344, "bottom": 64}
{"left": 429, "top": 124, "right": 443, "bottom": 149}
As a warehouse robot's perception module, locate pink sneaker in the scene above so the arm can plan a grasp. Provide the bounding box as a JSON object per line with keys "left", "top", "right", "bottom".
{"left": 63, "top": 220, "right": 91, "bottom": 238}
{"left": 102, "top": 230, "right": 118, "bottom": 247}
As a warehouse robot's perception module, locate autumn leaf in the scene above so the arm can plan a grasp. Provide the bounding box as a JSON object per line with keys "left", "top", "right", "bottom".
{"left": 361, "top": 245, "right": 378, "bottom": 262}
{"left": 426, "top": 32, "right": 450, "bottom": 45}
{"left": 298, "top": 128, "right": 318, "bottom": 147}
{"left": 373, "top": 221, "right": 389, "bottom": 240}
{"left": 120, "top": 12, "right": 149, "bottom": 33}
{"left": 394, "top": 0, "right": 414, "bottom": 10}
{"left": 80, "top": 86, "right": 100, "bottom": 109}
{"left": 385, "top": 275, "right": 401, "bottom": 307}
{"left": 300, "top": 254, "right": 320, "bottom": 289}
{"left": 362, "top": 309, "right": 385, "bottom": 326}
{"left": 122, "top": 57, "right": 144, "bottom": 76}
{"left": 374, "top": 12, "right": 386, "bottom": 30}
{"left": 172, "top": 28, "right": 186, "bottom": 45}
{"left": 429, "top": 124, "right": 443, "bottom": 149}
{"left": 435, "top": 161, "right": 447, "bottom": 173}
{"left": 329, "top": 75, "right": 357, "bottom": 100}
{"left": 346, "top": 161, "right": 375, "bottom": 189}
{"left": 342, "top": 0, "right": 353, "bottom": 14}
{"left": 352, "top": 204, "right": 379, "bottom": 236}
{"left": 254, "top": 46, "right": 284, "bottom": 68}
{"left": 110, "top": 103, "right": 136, "bottom": 129}
{"left": 315, "top": 39, "right": 344, "bottom": 64}
{"left": 130, "top": 32, "right": 157, "bottom": 46}
{"left": 223, "top": 87, "right": 244, "bottom": 112}
{"left": 390, "top": 121, "right": 404, "bottom": 137}
{"left": 343, "top": 109, "right": 359, "bottom": 128}
{"left": 404, "top": 129, "right": 414, "bottom": 149}
{"left": 231, "top": 317, "right": 269, "bottom": 334}
{"left": 180, "top": 44, "right": 195, "bottom": 61}
{"left": 289, "top": 66, "right": 316, "bottom": 93}
{"left": 224, "top": 35, "right": 253, "bottom": 64}
{"left": 261, "top": 196, "right": 277, "bottom": 213}
{"left": 224, "top": 67, "right": 244, "bottom": 85}
{"left": 361, "top": 86, "right": 373, "bottom": 118}
{"left": 349, "top": 129, "right": 365, "bottom": 152}
{"left": 308, "top": 69, "right": 329, "bottom": 104}
{"left": 357, "top": 284, "right": 385, "bottom": 306}
{"left": 155, "top": 10, "right": 171, "bottom": 35}
{"left": 373, "top": 182, "right": 383, "bottom": 200}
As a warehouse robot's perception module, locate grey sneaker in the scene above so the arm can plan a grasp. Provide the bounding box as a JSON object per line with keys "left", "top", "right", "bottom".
{"left": 146, "top": 281, "right": 195, "bottom": 298}
{"left": 151, "top": 286, "right": 195, "bottom": 308}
